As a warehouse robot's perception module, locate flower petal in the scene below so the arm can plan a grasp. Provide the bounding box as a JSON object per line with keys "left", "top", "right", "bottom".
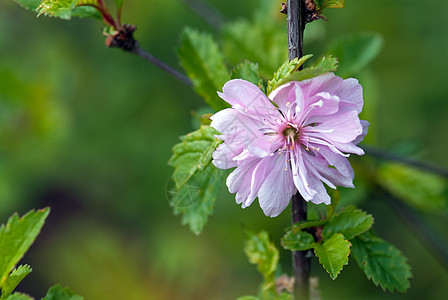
{"left": 352, "top": 120, "right": 370, "bottom": 145}
{"left": 337, "top": 78, "right": 363, "bottom": 113}
{"left": 303, "top": 153, "right": 355, "bottom": 188}
{"left": 318, "top": 147, "right": 354, "bottom": 178}
{"left": 226, "top": 156, "right": 261, "bottom": 206}
{"left": 219, "top": 79, "right": 274, "bottom": 113}
{"left": 269, "top": 82, "right": 301, "bottom": 113}
{"left": 257, "top": 154, "right": 296, "bottom": 217}
{"left": 309, "top": 110, "right": 363, "bottom": 144}
{"left": 290, "top": 148, "right": 317, "bottom": 201}
{"left": 299, "top": 73, "right": 343, "bottom": 99}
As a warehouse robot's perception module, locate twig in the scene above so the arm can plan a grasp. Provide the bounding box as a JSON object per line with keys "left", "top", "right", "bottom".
{"left": 131, "top": 46, "right": 193, "bottom": 86}
{"left": 105, "top": 25, "right": 193, "bottom": 86}
{"left": 362, "top": 145, "right": 448, "bottom": 178}
{"left": 288, "top": 1, "right": 310, "bottom": 299}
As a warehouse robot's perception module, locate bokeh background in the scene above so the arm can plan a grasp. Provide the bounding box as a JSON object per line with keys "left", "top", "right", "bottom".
{"left": 1, "top": 0, "right": 448, "bottom": 299}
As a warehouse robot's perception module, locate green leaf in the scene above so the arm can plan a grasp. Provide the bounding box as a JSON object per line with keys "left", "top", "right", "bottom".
{"left": 351, "top": 232, "right": 411, "bottom": 292}
{"left": 1, "top": 265, "right": 32, "bottom": 299}
{"left": 378, "top": 162, "right": 447, "bottom": 212}
{"left": 244, "top": 230, "right": 279, "bottom": 284}
{"left": 37, "top": 0, "right": 101, "bottom": 20}
{"left": 0, "top": 208, "right": 50, "bottom": 288}
{"left": 113, "top": 0, "right": 123, "bottom": 10}
{"left": 170, "top": 166, "right": 223, "bottom": 235}
{"left": 3, "top": 293, "right": 33, "bottom": 300}
{"left": 314, "top": 0, "right": 345, "bottom": 10}
{"left": 314, "top": 233, "right": 351, "bottom": 280}
{"left": 281, "top": 230, "right": 315, "bottom": 251}
{"left": 71, "top": 6, "right": 102, "bottom": 19}
{"left": 236, "top": 297, "right": 260, "bottom": 300}
{"left": 323, "top": 207, "right": 374, "bottom": 240}
{"left": 178, "top": 27, "right": 230, "bottom": 111}
{"left": 266, "top": 55, "right": 313, "bottom": 95}
{"left": 325, "top": 188, "right": 341, "bottom": 219}
{"left": 288, "top": 56, "right": 339, "bottom": 82}
{"left": 168, "top": 125, "right": 223, "bottom": 234}
{"left": 222, "top": 1, "right": 287, "bottom": 79}
{"left": 13, "top": 0, "right": 41, "bottom": 10}
{"left": 231, "top": 61, "right": 264, "bottom": 92}
{"left": 326, "top": 33, "right": 383, "bottom": 77}
{"left": 275, "top": 293, "right": 292, "bottom": 300}
{"left": 168, "top": 125, "right": 221, "bottom": 191}
{"left": 42, "top": 284, "right": 83, "bottom": 300}
{"left": 292, "top": 219, "right": 327, "bottom": 232}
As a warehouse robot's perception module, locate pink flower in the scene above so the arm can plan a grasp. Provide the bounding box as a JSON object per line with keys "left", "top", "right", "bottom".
{"left": 210, "top": 73, "right": 369, "bottom": 217}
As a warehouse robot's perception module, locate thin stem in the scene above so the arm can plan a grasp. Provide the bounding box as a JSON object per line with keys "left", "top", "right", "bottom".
{"left": 291, "top": 193, "right": 310, "bottom": 300}
{"left": 288, "top": 1, "right": 310, "bottom": 299}
{"left": 288, "top": 0, "right": 305, "bottom": 63}
{"left": 131, "top": 46, "right": 193, "bottom": 86}
{"left": 362, "top": 145, "right": 448, "bottom": 178}
{"left": 82, "top": 4, "right": 119, "bottom": 30}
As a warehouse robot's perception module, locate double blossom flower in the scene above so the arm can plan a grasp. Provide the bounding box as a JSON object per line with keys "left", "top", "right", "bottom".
{"left": 210, "top": 73, "right": 369, "bottom": 217}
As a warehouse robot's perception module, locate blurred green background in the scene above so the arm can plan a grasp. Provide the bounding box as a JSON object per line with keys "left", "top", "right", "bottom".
{"left": 1, "top": 0, "right": 448, "bottom": 299}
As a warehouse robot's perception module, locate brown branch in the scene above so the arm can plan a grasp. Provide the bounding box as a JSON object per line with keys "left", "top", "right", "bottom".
{"left": 287, "top": 1, "right": 310, "bottom": 299}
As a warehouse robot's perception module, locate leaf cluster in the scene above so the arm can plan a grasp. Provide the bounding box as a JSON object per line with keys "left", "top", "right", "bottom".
{"left": 281, "top": 203, "right": 411, "bottom": 292}
{"left": 0, "top": 208, "right": 84, "bottom": 299}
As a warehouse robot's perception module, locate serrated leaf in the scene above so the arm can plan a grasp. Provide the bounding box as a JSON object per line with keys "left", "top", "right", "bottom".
{"left": 1, "top": 265, "right": 32, "bottom": 299}
{"left": 37, "top": 0, "right": 101, "bottom": 20}
{"left": 42, "top": 284, "right": 83, "bottom": 300}
{"left": 326, "top": 33, "right": 383, "bottom": 77}
{"left": 288, "top": 56, "right": 339, "bottom": 82}
{"left": 281, "top": 230, "right": 315, "bottom": 251}
{"left": 314, "top": 0, "right": 345, "bottom": 10}
{"left": 323, "top": 207, "right": 374, "bottom": 240}
{"left": 266, "top": 55, "right": 313, "bottom": 95}
{"left": 168, "top": 125, "right": 223, "bottom": 234}
{"left": 178, "top": 27, "right": 230, "bottom": 111}
{"left": 13, "top": 0, "right": 41, "bottom": 10}
{"left": 170, "top": 166, "right": 223, "bottom": 235}
{"left": 314, "top": 233, "right": 350, "bottom": 280}
{"left": 231, "top": 61, "right": 264, "bottom": 92}
{"left": 168, "top": 125, "right": 221, "bottom": 190}
{"left": 244, "top": 230, "right": 279, "bottom": 282}
{"left": 0, "top": 208, "right": 50, "bottom": 288}
{"left": 3, "top": 293, "right": 33, "bottom": 300}
{"left": 378, "top": 162, "right": 447, "bottom": 212}
{"left": 351, "top": 232, "right": 411, "bottom": 292}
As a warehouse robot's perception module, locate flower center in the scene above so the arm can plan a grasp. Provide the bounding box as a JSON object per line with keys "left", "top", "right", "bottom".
{"left": 282, "top": 125, "right": 299, "bottom": 145}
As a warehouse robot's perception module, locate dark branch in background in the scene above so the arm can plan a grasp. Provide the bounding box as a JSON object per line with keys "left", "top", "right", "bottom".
{"left": 180, "top": 0, "right": 225, "bottom": 29}
{"left": 382, "top": 190, "right": 448, "bottom": 273}
{"left": 287, "top": 1, "right": 310, "bottom": 300}
{"left": 363, "top": 145, "right": 448, "bottom": 178}
{"left": 105, "top": 25, "right": 193, "bottom": 86}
